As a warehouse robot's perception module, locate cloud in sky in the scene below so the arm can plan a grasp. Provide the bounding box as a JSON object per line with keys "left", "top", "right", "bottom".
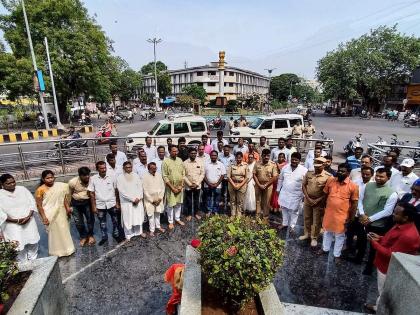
{"left": 2, "top": 0, "right": 420, "bottom": 79}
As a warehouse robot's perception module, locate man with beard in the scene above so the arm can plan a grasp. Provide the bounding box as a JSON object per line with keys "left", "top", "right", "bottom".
{"left": 152, "top": 146, "right": 166, "bottom": 174}
{"left": 177, "top": 137, "right": 189, "bottom": 162}
{"left": 319, "top": 163, "right": 358, "bottom": 262}
{"left": 116, "top": 161, "right": 146, "bottom": 241}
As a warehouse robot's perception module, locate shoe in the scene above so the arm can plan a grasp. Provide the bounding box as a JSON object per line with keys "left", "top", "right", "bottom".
{"left": 195, "top": 214, "right": 202, "bottom": 220}
{"left": 334, "top": 256, "right": 342, "bottom": 264}
{"left": 298, "top": 234, "right": 309, "bottom": 241}
{"left": 186, "top": 216, "right": 192, "bottom": 222}
{"left": 87, "top": 236, "right": 96, "bottom": 245}
{"left": 168, "top": 223, "right": 175, "bottom": 230}
{"left": 140, "top": 233, "right": 147, "bottom": 239}
{"left": 149, "top": 232, "right": 155, "bottom": 237}
{"left": 98, "top": 238, "right": 108, "bottom": 246}
{"left": 176, "top": 220, "right": 185, "bottom": 226}
{"left": 363, "top": 303, "right": 377, "bottom": 314}
{"left": 79, "top": 238, "right": 87, "bottom": 247}
{"left": 158, "top": 227, "right": 166, "bottom": 233}
{"left": 362, "top": 267, "right": 373, "bottom": 276}
{"left": 310, "top": 239, "right": 318, "bottom": 247}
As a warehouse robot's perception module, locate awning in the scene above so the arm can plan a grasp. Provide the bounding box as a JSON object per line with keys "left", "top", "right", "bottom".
{"left": 163, "top": 99, "right": 175, "bottom": 104}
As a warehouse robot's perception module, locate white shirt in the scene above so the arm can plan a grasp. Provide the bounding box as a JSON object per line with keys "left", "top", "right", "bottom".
{"left": 106, "top": 151, "right": 127, "bottom": 168}
{"left": 277, "top": 164, "right": 308, "bottom": 210}
{"left": 88, "top": 174, "right": 117, "bottom": 209}
{"left": 390, "top": 172, "right": 419, "bottom": 197}
{"left": 305, "top": 149, "right": 327, "bottom": 170}
{"left": 0, "top": 186, "right": 40, "bottom": 251}
{"left": 106, "top": 165, "right": 123, "bottom": 181}
{"left": 197, "top": 153, "right": 210, "bottom": 166}
{"left": 270, "top": 147, "right": 290, "bottom": 163}
{"left": 152, "top": 157, "right": 165, "bottom": 174}
{"left": 211, "top": 138, "right": 229, "bottom": 151}
{"left": 358, "top": 183, "right": 399, "bottom": 221}
{"left": 233, "top": 145, "right": 248, "bottom": 155}
{"left": 132, "top": 158, "right": 148, "bottom": 180}
{"left": 204, "top": 161, "right": 226, "bottom": 188}
{"left": 374, "top": 166, "right": 399, "bottom": 181}
{"left": 355, "top": 178, "right": 373, "bottom": 216}
{"left": 349, "top": 168, "right": 362, "bottom": 181}
{"left": 142, "top": 144, "right": 157, "bottom": 162}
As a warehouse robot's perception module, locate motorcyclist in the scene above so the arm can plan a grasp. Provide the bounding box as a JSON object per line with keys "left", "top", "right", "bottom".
{"left": 62, "top": 126, "right": 81, "bottom": 140}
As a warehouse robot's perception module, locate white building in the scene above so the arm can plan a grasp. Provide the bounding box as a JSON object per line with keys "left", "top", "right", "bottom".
{"left": 142, "top": 62, "right": 269, "bottom": 102}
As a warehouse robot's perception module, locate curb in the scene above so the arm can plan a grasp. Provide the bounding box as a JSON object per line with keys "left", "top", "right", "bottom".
{"left": 0, "top": 125, "right": 93, "bottom": 143}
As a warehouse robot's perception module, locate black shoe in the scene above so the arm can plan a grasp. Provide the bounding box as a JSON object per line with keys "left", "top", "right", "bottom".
{"left": 362, "top": 267, "right": 373, "bottom": 275}
{"left": 98, "top": 238, "right": 108, "bottom": 246}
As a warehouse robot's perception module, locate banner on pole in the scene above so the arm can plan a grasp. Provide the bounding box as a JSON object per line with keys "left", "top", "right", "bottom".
{"left": 36, "top": 70, "right": 46, "bottom": 92}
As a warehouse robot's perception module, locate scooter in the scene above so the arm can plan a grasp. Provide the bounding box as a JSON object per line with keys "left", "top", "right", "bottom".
{"left": 209, "top": 118, "right": 226, "bottom": 131}
{"left": 343, "top": 133, "right": 363, "bottom": 157}
{"left": 95, "top": 126, "right": 113, "bottom": 145}
{"left": 403, "top": 118, "right": 419, "bottom": 128}
{"left": 368, "top": 136, "right": 387, "bottom": 160}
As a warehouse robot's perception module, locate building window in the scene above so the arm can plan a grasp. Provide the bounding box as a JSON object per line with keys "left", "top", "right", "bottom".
{"left": 229, "top": 83, "right": 234, "bottom": 87}
{"left": 196, "top": 82, "right": 203, "bottom": 87}
{"left": 208, "top": 71, "right": 216, "bottom": 75}
{"left": 230, "top": 72, "right": 234, "bottom": 76}
{"left": 197, "top": 71, "right": 203, "bottom": 76}
{"left": 208, "top": 82, "right": 216, "bottom": 87}
{"left": 224, "top": 71, "right": 227, "bottom": 75}
{"left": 224, "top": 82, "right": 227, "bottom": 87}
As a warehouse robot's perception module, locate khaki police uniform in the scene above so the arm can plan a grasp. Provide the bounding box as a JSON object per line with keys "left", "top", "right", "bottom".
{"left": 302, "top": 168, "right": 331, "bottom": 240}
{"left": 227, "top": 162, "right": 248, "bottom": 216}
{"left": 304, "top": 124, "right": 316, "bottom": 148}
{"left": 253, "top": 161, "right": 279, "bottom": 218}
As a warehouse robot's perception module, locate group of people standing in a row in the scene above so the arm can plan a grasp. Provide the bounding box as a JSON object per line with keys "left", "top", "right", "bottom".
{"left": 1, "top": 132, "right": 419, "bottom": 313}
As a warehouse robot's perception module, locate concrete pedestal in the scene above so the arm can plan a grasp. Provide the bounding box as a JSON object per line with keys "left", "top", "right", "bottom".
{"left": 377, "top": 253, "right": 420, "bottom": 315}
{"left": 8, "top": 256, "right": 68, "bottom": 315}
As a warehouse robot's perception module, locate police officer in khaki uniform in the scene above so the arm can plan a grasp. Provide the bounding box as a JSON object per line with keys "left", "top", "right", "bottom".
{"left": 299, "top": 157, "right": 331, "bottom": 247}
{"left": 253, "top": 149, "right": 279, "bottom": 219}
{"left": 227, "top": 152, "right": 248, "bottom": 217}
{"left": 304, "top": 119, "right": 316, "bottom": 148}
{"left": 291, "top": 121, "right": 304, "bottom": 150}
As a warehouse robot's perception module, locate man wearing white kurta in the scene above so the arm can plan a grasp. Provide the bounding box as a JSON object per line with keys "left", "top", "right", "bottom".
{"left": 106, "top": 142, "right": 127, "bottom": 169}
{"left": 142, "top": 136, "right": 157, "bottom": 163}
{"left": 143, "top": 162, "right": 166, "bottom": 236}
{"left": 277, "top": 152, "right": 308, "bottom": 232}
{"left": 0, "top": 174, "right": 40, "bottom": 261}
{"left": 116, "top": 162, "right": 146, "bottom": 240}
{"left": 153, "top": 146, "right": 166, "bottom": 174}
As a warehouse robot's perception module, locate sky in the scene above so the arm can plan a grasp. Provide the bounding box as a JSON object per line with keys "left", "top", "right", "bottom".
{"left": 2, "top": 0, "right": 420, "bottom": 79}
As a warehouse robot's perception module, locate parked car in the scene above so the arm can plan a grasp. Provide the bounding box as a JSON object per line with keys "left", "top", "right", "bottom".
{"left": 229, "top": 114, "right": 304, "bottom": 144}
{"left": 126, "top": 114, "right": 207, "bottom": 151}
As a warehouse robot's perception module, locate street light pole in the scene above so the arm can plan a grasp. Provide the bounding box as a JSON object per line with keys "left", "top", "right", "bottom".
{"left": 147, "top": 37, "right": 162, "bottom": 111}
{"left": 44, "top": 37, "right": 63, "bottom": 129}
{"left": 22, "top": 0, "right": 50, "bottom": 129}
{"left": 264, "top": 68, "right": 276, "bottom": 112}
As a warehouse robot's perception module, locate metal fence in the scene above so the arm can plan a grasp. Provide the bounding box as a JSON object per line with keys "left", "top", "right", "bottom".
{"left": 367, "top": 142, "right": 420, "bottom": 169}
{"left": 0, "top": 135, "right": 334, "bottom": 181}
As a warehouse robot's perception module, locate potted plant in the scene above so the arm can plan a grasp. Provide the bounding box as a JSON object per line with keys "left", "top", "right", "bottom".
{"left": 198, "top": 215, "right": 285, "bottom": 313}
{"left": 0, "top": 241, "right": 19, "bottom": 314}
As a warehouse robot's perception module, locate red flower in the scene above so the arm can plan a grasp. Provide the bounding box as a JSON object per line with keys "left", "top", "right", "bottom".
{"left": 191, "top": 239, "right": 201, "bottom": 248}
{"left": 226, "top": 246, "right": 238, "bottom": 256}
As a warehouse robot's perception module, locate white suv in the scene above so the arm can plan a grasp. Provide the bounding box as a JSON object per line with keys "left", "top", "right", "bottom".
{"left": 126, "top": 114, "right": 207, "bottom": 151}
{"left": 230, "top": 114, "right": 304, "bottom": 143}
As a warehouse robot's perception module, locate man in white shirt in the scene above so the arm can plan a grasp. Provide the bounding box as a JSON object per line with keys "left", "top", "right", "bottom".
{"left": 0, "top": 174, "right": 40, "bottom": 261}
{"left": 277, "top": 152, "right": 308, "bottom": 233}
{"left": 88, "top": 161, "right": 120, "bottom": 245}
{"left": 204, "top": 151, "right": 226, "bottom": 215}
{"left": 153, "top": 146, "right": 166, "bottom": 174}
{"left": 196, "top": 144, "right": 210, "bottom": 166}
{"left": 305, "top": 141, "right": 327, "bottom": 167}
{"left": 133, "top": 150, "right": 148, "bottom": 180}
{"left": 218, "top": 145, "right": 235, "bottom": 210}
{"left": 142, "top": 136, "right": 157, "bottom": 163}
{"left": 184, "top": 147, "right": 205, "bottom": 221}
{"left": 374, "top": 155, "right": 399, "bottom": 181}
{"left": 106, "top": 141, "right": 127, "bottom": 169}
{"left": 270, "top": 138, "right": 289, "bottom": 162}
{"left": 304, "top": 147, "right": 322, "bottom": 172}
{"left": 211, "top": 130, "right": 228, "bottom": 151}
{"left": 106, "top": 153, "right": 123, "bottom": 180}
{"left": 233, "top": 137, "right": 248, "bottom": 155}
{"left": 349, "top": 155, "right": 373, "bottom": 182}
{"left": 390, "top": 158, "right": 418, "bottom": 197}
{"left": 285, "top": 138, "right": 297, "bottom": 160}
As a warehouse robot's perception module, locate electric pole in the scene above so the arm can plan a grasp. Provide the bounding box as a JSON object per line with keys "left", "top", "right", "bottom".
{"left": 44, "top": 37, "right": 63, "bottom": 129}
{"left": 22, "top": 0, "right": 50, "bottom": 129}
{"left": 265, "top": 68, "right": 276, "bottom": 108}
{"left": 147, "top": 37, "right": 162, "bottom": 111}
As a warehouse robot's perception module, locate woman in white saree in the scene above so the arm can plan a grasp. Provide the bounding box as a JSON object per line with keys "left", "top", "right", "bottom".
{"left": 35, "top": 170, "right": 75, "bottom": 257}
{"left": 244, "top": 153, "right": 256, "bottom": 212}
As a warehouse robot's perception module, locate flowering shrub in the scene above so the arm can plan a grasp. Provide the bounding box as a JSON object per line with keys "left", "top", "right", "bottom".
{"left": 198, "top": 215, "right": 285, "bottom": 307}
{"left": 0, "top": 241, "right": 18, "bottom": 303}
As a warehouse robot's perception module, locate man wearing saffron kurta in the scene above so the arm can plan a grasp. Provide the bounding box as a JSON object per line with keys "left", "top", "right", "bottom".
{"left": 162, "top": 146, "right": 185, "bottom": 229}
{"left": 143, "top": 162, "right": 166, "bottom": 236}
{"left": 320, "top": 163, "right": 358, "bottom": 261}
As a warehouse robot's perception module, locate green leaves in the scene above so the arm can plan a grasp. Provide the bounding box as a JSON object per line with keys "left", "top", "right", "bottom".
{"left": 0, "top": 241, "right": 18, "bottom": 304}
{"left": 198, "top": 215, "right": 285, "bottom": 307}
{"left": 182, "top": 84, "right": 207, "bottom": 103}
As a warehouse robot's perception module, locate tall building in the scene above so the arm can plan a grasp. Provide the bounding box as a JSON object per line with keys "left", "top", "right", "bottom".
{"left": 142, "top": 61, "right": 269, "bottom": 102}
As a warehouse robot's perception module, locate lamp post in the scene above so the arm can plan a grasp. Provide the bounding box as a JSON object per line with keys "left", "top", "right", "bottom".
{"left": 147, "top": 37, "right": 162, "bottom": 111}
{"left": 22, "top": 0, "right": 49, "bottom": 129}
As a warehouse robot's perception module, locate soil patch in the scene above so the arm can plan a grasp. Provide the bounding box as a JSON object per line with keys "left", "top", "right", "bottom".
{"left": 2, "top": 271, "right": 32, "bottom": 314}
{"left": 201, "top": 279, "right": 262, "bottom": 315}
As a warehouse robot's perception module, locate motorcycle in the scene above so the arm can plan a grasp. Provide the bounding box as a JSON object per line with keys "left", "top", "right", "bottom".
{"left": 48, "top": 136, "right": 88, "bottom": 159}
{"left": 95, "top": 126, "right": 114, "bottom": 145}
{"left": 359, "top": 112, "right": 372, "bottom": 120}
{"left": 320, "top": 131, "right": 333, "bottom": 151}
{"left": 368, "top": 136, "right": 387, "bottom": 160}
{"left": 148, "top": 110, "right": 156, "bottom": 119}
{"left": 344, "top": 133, "right": 363, "bottom": 157}
{"left": 208, "top": 118, "right": 226, "bottom": 131}
{"left": 79, "top": 116, "right": 92, "bottom": 126}
{"left": 403, "top": 118, "right": 419, "bottom": 128}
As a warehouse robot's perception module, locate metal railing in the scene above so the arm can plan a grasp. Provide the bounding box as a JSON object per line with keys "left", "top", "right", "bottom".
{"left": 0, "top": 135, "right": 334, "bottom": 181}
{"left": 367, "top": 143, "right": 420, "bottom": 169}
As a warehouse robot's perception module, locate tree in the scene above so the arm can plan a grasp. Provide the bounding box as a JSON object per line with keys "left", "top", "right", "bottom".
{"left": 317, "top": 26, "right": 420, "bottom": 109}
{"left": 269, "top": 73, "right": 300, "bottom": 101}
{"left": 177, "top": 95, "right": 196, "bottom": 109}
{"left": 0, "top": 0, "right": 115, "bottom": 118}
{"left": 182, "top": 84, "right": 207, "bottom": 103}
{"left": 157, "top": 71, "right": 171, "bottom": 99}
{"left": 140, "top": 61, "right": 167, "bottom": 75}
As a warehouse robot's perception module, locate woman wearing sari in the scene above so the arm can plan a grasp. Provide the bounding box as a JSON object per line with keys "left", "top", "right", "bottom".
{"left": 270, "top": 153, "right": 287, "bottom": 213}
{"left": 244, "top": 153, "right": 257, "bottom": 213}
{"left": 35, "top": 170, "right": 75, "bottom": 257}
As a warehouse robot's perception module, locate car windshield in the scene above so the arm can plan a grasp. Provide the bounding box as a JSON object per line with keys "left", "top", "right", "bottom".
{"left": 149, "top": 122, "right": 160, "bottom": 135}
{"left": 249, "top": 118, "right": 263, "bottom": 129}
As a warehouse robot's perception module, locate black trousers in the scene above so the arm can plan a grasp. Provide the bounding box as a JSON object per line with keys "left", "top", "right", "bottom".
{"left": 185, "top": 189, "right": 200, "bottom": 216}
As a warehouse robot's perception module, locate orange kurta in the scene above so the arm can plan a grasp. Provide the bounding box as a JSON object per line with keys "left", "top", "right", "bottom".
{"left": 243, "top": 151, "right": 260, "bottom": 163}
{"left": 322, "top": 177, "right": 358, "bottom": 233}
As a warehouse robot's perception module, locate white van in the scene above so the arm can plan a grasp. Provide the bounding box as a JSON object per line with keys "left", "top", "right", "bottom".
{"left": 126, "top": 114, "right": 207, "bottom": 151}
{"left": 229, "top": 114, "right": 304, "bottom": 143}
